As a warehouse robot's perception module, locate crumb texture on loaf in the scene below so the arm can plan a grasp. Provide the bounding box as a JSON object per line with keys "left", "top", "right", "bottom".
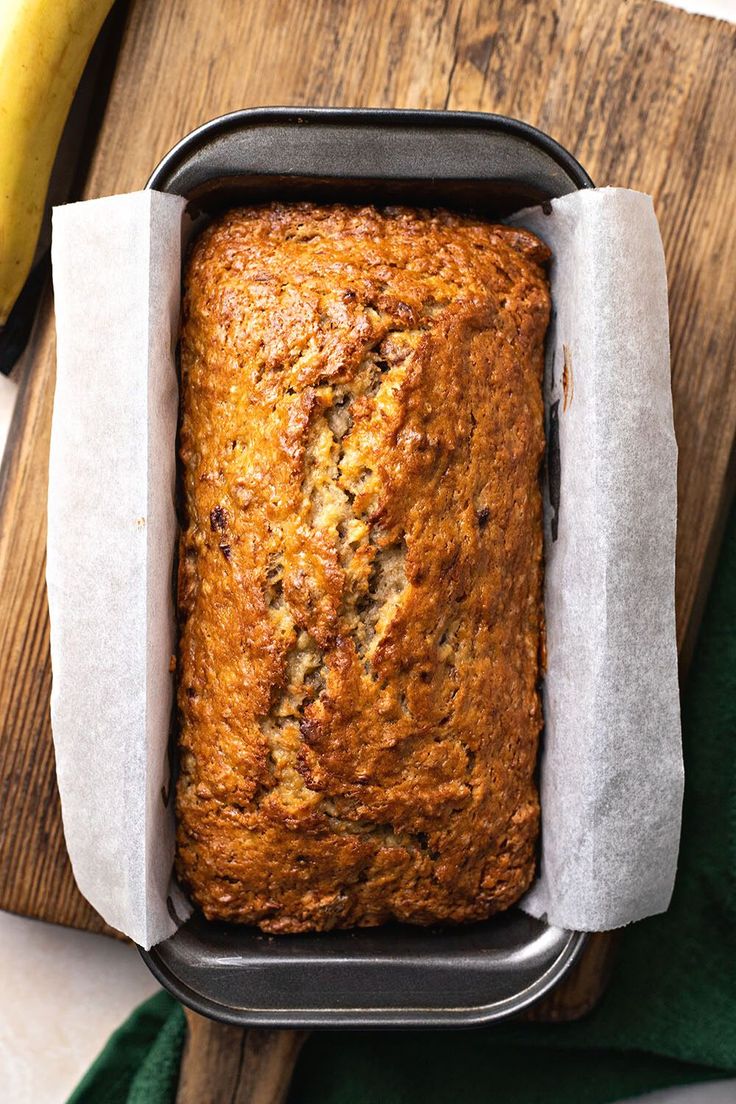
{"left": 176, "top": 202, "right": 550, "bottom": 932}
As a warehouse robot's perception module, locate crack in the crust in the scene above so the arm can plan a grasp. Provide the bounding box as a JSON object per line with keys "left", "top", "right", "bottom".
{"left": 258, "top": 548, "right": 327, "bottom": 800}
{"left": 320, "top": 806, "right": 440, "bottom": 858}
{"left": 328, "top": 335, "right": 420, "bottom": 676}
{"left": 257, "top": 328, "right": 423, "bottom": 817}
{"left": 354, "top": 540, "right": 407, "bottom": 664}
{"left": 257, "top": 628, "right": 325, "bottom": 797}
{"left": 325, "top": 391, "right": 353, "bottom": 439}
{"left": 363, "top": 356, "right": 391, "bottom": 397}
{"left": 304, "top": 332, "right": 414, "bottom": 674}
{"left": 264, "top": 552, "right": 285, "bottom": 609}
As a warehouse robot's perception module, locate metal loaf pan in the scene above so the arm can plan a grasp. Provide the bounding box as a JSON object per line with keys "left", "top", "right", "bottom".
{"left": 141, "top": 107, "right": 593, "bottom": 1028}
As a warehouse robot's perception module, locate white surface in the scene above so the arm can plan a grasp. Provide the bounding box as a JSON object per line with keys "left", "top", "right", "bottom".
{"left": 0, "top": 372, "right": 17, "bottom": 456}
{"left": 0, "top": 910, "right": 157, "bottom": 1104}
{"left": 620, "top": 1083, "right": 736, "bottom": 1103}
{"left": 666, "top": 0, "right": 735, "bottom": 19}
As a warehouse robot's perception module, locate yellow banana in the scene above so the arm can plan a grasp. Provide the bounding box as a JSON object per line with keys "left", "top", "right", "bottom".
{"left": 0, "top": 0, "right": 115, "bottom": 325}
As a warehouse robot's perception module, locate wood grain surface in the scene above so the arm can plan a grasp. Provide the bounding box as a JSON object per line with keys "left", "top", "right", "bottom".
{"left": 176, "top": 1013, "right": 306, "bottom": 1104}
{"left": 1, "top": 0, "right": 735, "bottom": 1021}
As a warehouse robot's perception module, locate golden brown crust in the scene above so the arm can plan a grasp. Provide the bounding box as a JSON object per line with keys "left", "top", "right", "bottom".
{"left": 175, "top": 202, "right": 550, "bottom": 932}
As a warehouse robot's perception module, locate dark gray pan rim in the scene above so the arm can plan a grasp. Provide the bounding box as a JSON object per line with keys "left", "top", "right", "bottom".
{"left": 141, "top": 922, "right": 589, "bottom": 1029}
{"left": 145, "top": 106, "right": 593, "bottom": 195}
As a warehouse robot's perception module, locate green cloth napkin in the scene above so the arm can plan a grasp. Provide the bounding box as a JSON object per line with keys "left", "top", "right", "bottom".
{"left": 67, "top": 504, "right": 736, "bottom": 1104}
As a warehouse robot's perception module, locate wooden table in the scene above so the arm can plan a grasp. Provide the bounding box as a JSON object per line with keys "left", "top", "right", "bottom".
{"left": 1, "top": 0, "right": 734, "bottom": 1098}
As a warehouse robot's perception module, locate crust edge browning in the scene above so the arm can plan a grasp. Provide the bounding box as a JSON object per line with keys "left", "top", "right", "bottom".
{"left": 175, "top": 202, "right": 550, "bottom": 932}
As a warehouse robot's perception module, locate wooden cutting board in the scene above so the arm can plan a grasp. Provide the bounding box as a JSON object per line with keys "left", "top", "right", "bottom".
{"left": 1, "top": 0, "right": 734, "bottom": 1027}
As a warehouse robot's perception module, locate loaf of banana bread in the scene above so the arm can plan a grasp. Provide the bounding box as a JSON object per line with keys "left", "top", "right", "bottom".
{"left": 176, "top": 202, "right": 550, "bottom": 932}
